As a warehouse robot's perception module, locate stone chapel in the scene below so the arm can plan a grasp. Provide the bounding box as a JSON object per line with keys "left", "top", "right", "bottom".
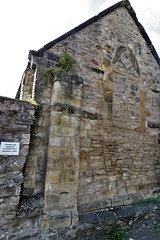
{"left": 0, "top": 1, "right": 160, "bottom": 239}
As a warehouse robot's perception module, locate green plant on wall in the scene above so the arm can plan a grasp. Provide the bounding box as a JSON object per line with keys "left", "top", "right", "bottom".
{"left": 44, "top": 67, "right": 64, "bottom": 78}
{"left": 153, "top": 224, "right": 160, "bottom": 232}
{"left": 44, "top": 51, "right": 74, "bottom": 78}
{"left": 100, "top": 223, "right": 128, "bottom": 240}
{"left": 59, "top": 51, "right": 74, "bottom": 72}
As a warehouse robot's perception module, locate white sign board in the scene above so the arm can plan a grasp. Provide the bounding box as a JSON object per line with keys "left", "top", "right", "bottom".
{"left": 0, "top": 142, "right": 20, "bottom": 155}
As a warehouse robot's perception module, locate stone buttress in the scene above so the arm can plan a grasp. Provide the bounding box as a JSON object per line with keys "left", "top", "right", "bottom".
{"left": 44, "top": 70, "right": 83, "bottom": 227}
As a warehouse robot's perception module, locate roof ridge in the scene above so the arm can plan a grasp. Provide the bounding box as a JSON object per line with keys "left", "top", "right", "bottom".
{"left": 29, "top": 0, "right": 160, "bottom": 66}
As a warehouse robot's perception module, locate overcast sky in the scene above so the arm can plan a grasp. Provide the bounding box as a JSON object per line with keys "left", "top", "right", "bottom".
{"left": 0, "top": 0, "right": 160, "bottom": 98}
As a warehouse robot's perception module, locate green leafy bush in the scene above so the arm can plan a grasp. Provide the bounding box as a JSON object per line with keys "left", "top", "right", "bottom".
{"left": 153, "top": 224, "right": 160, "bottom": 232}
{"left": 59, "top": 51, "right": 74, "bottom": 72}
{"left": 44, "top": 51, "right": 74, "bottom": 78}
{"left": 101, "top": 223, "right": 128, "bottom": 240}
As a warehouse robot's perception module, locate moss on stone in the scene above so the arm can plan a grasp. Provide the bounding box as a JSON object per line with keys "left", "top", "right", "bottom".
{"left": 44, "top": 67, "right": 64, "bottom": 78}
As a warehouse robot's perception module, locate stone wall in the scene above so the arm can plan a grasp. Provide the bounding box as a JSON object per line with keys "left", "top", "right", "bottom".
{"left": 0, "top": 96, "right": 35, "bottom": 238}
{"left": 46, "top": 5, "right": 160, "bottom": 214}
{"left": 0, "top": 2, "right": 160, "bottom": 239}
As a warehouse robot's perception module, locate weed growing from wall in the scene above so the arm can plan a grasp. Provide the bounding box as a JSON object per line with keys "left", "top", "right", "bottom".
{"left": 153, "top": 224, "right": 160, "bottom": 232}
{"left": 105, "top": 223, "right": 128, "bottom": 240}
{"left": 44, "top": 67, "right": 64, "bottom": 78}
{"left": 44, "top": 51, "right": 74, "bottom": 78}
{"left": 59, "top": 51, "right": 74, "bottom": 72}
{"left": 98, "top": 222, "right": 128, "bottom": 240}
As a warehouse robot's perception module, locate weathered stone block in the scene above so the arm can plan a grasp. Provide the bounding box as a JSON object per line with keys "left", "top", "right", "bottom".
{"left": 51, "top": 91, "right": 62, "bottom": 103}
{"left": 80, "top": 137, "right": 91, "bottom": 146}
{"left": 80, "top": 151, "right": 89, "bottom": 160}
{"left": 127, "top": 186, "right": 136, "bottom": 194}
{"left": 61, "top": 127, "right": 75, "bottom": 136}
{"left": 51, "top": 114, "right": 60, "bottom": 125}
{"left": 46, "top": 182, "right": 78, "bottom": 194}
{"left": 46, "top": 170, "right": 61, "bottom": 184}
{"left": 48, "top": 147, "right": 57, "bottom": 157}
{"left": 79, "top": 130, "right": 88, "bottom": 137}
{"left": 10, "top": 196, "right": 20, "bottom": 206}
{"left": 61, "top": 169, "right": 78, "bottom": 182}
{"left": 56, "top": 147, "right": 72, "bottom": 156}
{"left": 53, "top": 81, "right": 62, "bottom": 92}
{"left": 80, "top": 160, "right": 88, "bottom": 168}
{"left": 49, "top": 136, "right": 62, "bottom": 147}
{"left": 61, "top": 95, "right": 81, "bottom": 108}
{"left": 106, "top": 190, "right": 118, "bottom": 199}
{"left": 50, "top": 212, "right": 71, "bottom": 229}
{"left": 63, "top": 157, "right": 79, "bottom": 170}
{"left": 21, "top": 134, "right": 31, "bottom": 144}
{"left": 70, "top": 116, "right": 79, "bottom": 127}
{"left": 20, "top": 144, "right": 30, "bottom": 156}
{"left": 25, "top": 156, "right": 38, "bottom": 168}
{"left": 45, "top": 194, "right": 60, "bottom": 205}
{"left": 41, "top": 217, "right": 50, "bottom": 231}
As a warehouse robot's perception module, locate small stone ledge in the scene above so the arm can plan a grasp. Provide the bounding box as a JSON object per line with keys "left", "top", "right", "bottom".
{"left": 83, "top": 110, "right": 103, "bottom": 120}
{"left": 51, "top": 102, "right": 103, "bottom": 120}
{"left": 79, "top": 210, "right": 117, "bottom": 224}
{"left": 79, "top": 203, "right": 158, "bottom": 225}
{"left": 31, "top": 54, "right": 59, "bottom": 68}
{"left": 51, "top": 102, "right": 77, "bottom": 114}
{"left": 0, "top": 95, "right": 35, "bottom": 107}
{"left": 54, "top": 70, "right": 83, "bottom": 86}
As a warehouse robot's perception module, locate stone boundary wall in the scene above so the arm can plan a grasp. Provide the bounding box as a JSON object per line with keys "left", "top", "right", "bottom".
{"left": 0, "top": 96, "right": 35, "bottom": 238}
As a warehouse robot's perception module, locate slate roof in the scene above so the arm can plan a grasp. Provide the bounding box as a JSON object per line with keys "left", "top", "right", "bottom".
{"left": 29, "top": 0, "right": 160, "bottom": 66}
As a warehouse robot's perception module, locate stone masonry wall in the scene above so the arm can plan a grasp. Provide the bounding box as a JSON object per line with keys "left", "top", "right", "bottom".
{"left": 0, "top": 96, "right": 35, "bottom": 238}
{"left": 47, "top": 5, "right": 160, "bottom": 213}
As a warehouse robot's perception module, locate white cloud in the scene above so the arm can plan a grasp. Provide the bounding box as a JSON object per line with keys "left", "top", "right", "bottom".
{"left": 0, "top": 0, "right": 91, "bottom": 98}
{"left": 98, "top": 0, "right": 119, "bottom": 12}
